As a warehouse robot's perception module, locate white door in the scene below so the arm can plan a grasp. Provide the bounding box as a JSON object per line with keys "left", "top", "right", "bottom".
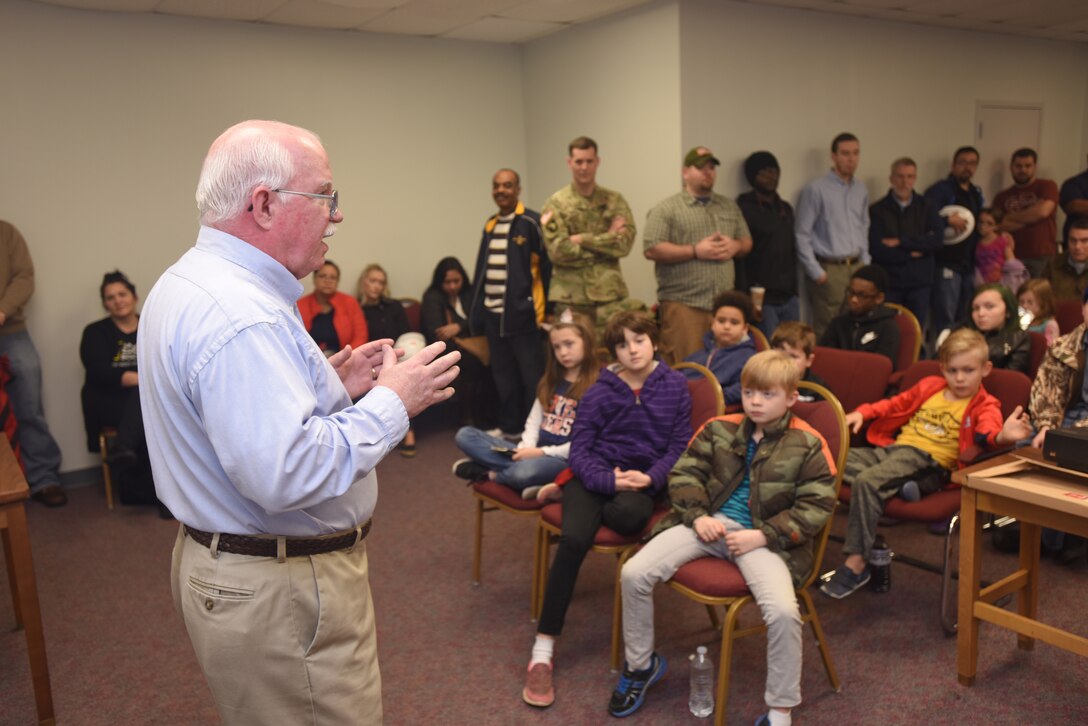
{"left": 974, "top": 103, "right": 1043, "bottom": 203}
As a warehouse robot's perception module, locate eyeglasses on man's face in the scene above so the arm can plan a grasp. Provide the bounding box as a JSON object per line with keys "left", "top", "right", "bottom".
{"left": 274, "top": 188, "right": 339, "bottom": 220}
{"left": 844, "top": 287, "right": 878, "bottom": 301}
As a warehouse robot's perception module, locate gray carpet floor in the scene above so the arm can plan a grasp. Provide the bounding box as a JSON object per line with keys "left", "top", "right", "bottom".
{"left": 3, "top": 425, "right": 1087, "bottom": 724}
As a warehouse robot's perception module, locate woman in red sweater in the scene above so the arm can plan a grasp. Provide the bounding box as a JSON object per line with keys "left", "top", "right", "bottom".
{"left": 297, "top": 260, "right": 368, "bottom": 357}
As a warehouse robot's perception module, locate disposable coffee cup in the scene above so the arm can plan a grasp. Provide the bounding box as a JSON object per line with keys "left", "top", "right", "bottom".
{"left": 750, "top": 286, "right": 766, "bottom": 310}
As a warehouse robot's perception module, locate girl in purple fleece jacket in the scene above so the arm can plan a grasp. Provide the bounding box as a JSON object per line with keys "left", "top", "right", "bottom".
{"left": 522, "top": 311, "right": 692, "bottom": 710}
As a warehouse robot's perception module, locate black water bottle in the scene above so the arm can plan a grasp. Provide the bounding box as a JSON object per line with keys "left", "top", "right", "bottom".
{"left": 869, "top": 534, "right": 892, "bottom": 592}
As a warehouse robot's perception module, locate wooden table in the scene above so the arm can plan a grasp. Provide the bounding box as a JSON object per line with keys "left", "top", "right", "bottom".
{"left": 0, "top": 437, "right": 55, "bottom": 724}
{"left": 953, "top": 450, "right": 1088, "bottom": 686}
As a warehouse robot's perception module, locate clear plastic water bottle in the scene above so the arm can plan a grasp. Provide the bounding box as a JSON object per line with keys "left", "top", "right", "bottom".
{"left": 688, "top": 645, "right": 714, "bottom": 718}
{"left": 869, "top": 534, "right": 892, "bottom": 592}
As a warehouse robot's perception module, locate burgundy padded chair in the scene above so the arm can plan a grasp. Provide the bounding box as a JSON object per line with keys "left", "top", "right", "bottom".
{"left": 810, "top": 346, "right": 893, "bottom": 414}
{"left": 1027, "top": 331, "right": 1048, "bottom": 379}
{"left": 1055, "top": 299, "right": 1083, "bottom": 335}
{"left": 835, "top": 359, "right": 1032, "bottom": 633}
{"left": 883, "top": 302, "right": 923, "bottom": 390}
{"left": 619, "top": 381, "right": 847, "bottom": 726}
{"left": 749, "top": 327, "right": 769, "bottom": 352}
{"left": 471, "top": 479, "right": 545, "bottom": 612}
{"left": 399, "top": 297, "right": 421, "bottom": 332}
{"left": 533, "top": 361, "right": 725, "bottom": 668}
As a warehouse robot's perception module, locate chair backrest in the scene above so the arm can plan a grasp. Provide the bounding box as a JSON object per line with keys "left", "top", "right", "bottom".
{"left": 791, "top": 382, "right": 848, "bottom": 588}
{"left": 673, "top": 361, "right": 725, "bottom": 431}
{"left": 810, "top": 346, "right": 893, "bottom": 413}
{"left": 1027, "top": 331, "right": 1048, "bottom": 379}
{"left": 399, "top": 297, "right": 421, "bottom": 332}
{"left": 1055, "top": 299, "right": 1083, "bottom": 335}
{"left": 884, "top": 302, "right": 922, "bottom": 373}
{"left": 749, "top": 327, "right": 769, "bottom": 352}
{"left": 897, "top": 359, "right": 1031, "bottom": 420}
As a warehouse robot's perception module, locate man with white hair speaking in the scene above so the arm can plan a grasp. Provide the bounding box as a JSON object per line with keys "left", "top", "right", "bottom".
{"left": 139, "top": 120, "right": 460, "bottom": 724}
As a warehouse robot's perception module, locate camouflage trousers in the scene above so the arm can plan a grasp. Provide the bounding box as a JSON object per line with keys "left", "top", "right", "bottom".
{"left": 842, "top": 445, "right": 946, "bottom": 559}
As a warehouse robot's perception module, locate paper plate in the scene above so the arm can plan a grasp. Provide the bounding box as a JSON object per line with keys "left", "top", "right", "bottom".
{"left": 940, "top": 205, "right": 974, "bottom": 245}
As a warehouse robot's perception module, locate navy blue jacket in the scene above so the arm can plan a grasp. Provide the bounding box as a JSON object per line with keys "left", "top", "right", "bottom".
{"left": 682, "top": 332, "right": 757, "bottom": 405}
{"left": 924, "top": 175, "right": 984, "bottom": 272}
{"left": 469, "top": 202, "right": 550, "bottom": 337}
{"left": 869, "top": 190, "right": 944, "bottom": 289}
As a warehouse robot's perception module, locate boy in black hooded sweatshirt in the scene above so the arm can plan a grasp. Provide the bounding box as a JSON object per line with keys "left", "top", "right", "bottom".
{"left": 818, "top": 264, "right": 900, "bottom": 366}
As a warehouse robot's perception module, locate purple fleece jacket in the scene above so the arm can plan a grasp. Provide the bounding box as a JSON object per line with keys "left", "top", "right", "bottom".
{"left": 569, "top": 362, "right": 693, "bottom": 496}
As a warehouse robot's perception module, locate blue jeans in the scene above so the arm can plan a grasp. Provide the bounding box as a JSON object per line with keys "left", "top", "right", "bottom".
{"left": 454, "top": 426, "right": 568, "bottom": 492}
{"left": 930, "top": 266, "right": 971, "bottom": 347}
{"left": 756, "top": 296, "right": 801, "bottom": 340}
{"left": 0, "top": 331, "right": 62, "bottom": 492}
{"left": 887, "top": 285, "right": 931, "bottom": 334}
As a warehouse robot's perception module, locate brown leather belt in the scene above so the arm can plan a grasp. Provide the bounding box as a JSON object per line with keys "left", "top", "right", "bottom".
{"left": 816, "top": 255, "right": 861, "bottom": 266}
{"left": 184, "top": 520, "right": 371, "bottom": 558}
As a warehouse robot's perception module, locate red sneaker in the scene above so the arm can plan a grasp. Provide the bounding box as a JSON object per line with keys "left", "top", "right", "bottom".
{"left": 522, "top": 662, "right": 555, "bottom": 708}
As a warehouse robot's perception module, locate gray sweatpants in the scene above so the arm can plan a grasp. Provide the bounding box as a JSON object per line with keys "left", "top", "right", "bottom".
{"left": 620, "top": 514, "right": 802, "bottom": 709}
{"left": 843, "top": 445, "right": 945, "bottom": 559}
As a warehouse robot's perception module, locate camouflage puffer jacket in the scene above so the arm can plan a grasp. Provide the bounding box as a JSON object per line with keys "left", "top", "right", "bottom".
{"left": 1029, "top": 323, "right": 1087, "bottom": 431}
{"left": 648, "top": 411, "right": 836, "bottom": 586}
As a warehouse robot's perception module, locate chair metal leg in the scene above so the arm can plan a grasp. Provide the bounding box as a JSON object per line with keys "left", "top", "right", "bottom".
{"left": 610, "top": 551, "right": 626, "bottom": 672}
{"left": 472, "top": 497, "right": 484, "bottom": 586}
{"left": 98, "top": 431, "right": 115, "bottom": 510}
{"left": 799, "top": 588, "right": 841, "bottom": 691}
{"left": 713, "top": 598, "right": 747, "bottom": 726}
{"left": 940, "top": 514, "right": 961, "bottom": 636}
{"left": 705, "top": 603, "right": 721, "bottom": 630}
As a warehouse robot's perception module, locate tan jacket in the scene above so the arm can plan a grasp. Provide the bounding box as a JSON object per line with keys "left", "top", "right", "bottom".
{"left": 1029, "top": 323, "right": 1087, "bottom": 431}
{"left": 0, "top": 221, "right": 35, "bottom": 335}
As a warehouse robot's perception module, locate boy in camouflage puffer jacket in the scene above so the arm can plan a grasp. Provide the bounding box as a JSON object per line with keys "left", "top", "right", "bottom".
{"left": 608, "top": 351, "right": 835, "bottom": 724}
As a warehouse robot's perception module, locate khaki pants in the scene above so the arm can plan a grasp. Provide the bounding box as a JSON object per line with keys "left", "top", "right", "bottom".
{"left": 171, "top": 526, "right": 382, "bottom": 725}
{"left": 658, "top": 301, "right": 711, "bottom": 365}
{"left": 808, "top": 260, "right": 862, "bottom": 338}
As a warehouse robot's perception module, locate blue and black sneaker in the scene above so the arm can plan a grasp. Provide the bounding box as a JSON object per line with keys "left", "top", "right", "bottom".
{"left": 607, "top": 652, "right": 667, "bottom": 718}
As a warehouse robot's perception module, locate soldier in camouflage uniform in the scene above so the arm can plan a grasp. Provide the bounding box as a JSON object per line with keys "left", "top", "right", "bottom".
{"left": 1029, "top": 294, "right": 1088, "bottom": 448}
{"left": 541, "top": 136, "right": 640, "bottom": 336}
{"left": 609, "top": 351, "right": 835, "bottom": 721}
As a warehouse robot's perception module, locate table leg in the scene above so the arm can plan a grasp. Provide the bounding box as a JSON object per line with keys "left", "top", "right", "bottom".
{"left": 3, "top": 503, "right": 54, "bottom": 723}
{"left": 2, "top": 525, "right": 24, "bottom": 627}
{"left": 1017, "top": 520, "right": 1041, "bottom": 651}
{"left": 957, "top": 487, "right": 981, "bottom": 686}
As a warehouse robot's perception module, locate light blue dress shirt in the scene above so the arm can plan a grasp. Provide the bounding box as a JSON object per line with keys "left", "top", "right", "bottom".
{"left": 795, "top": 170, "right": 871, "bottom": 281}
{"left": 137, "top": 226, "right": 408, "bottom": 535}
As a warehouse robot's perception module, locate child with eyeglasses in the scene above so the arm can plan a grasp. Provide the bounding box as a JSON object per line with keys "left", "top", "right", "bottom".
{"left": 817, "top": 264, "right": 900, "bottom": 366}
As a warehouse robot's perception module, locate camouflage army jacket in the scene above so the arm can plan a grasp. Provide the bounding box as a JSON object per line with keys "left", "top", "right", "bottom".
{"left": 541, "top": 184, "right": 635, "bottom": 305}
{"left": 649, "top": 411, "right": 836, "bottom": 586}
{"left": 1029, "top": 323, "right": 1087, "bottom": 430}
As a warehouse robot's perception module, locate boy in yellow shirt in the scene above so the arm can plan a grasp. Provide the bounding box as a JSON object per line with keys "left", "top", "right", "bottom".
{"left": 821, "top": 328, "right": 1032, "bottom": 598}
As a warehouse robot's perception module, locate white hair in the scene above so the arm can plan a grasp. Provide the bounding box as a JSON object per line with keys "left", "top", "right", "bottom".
{"left": 195, "top": 121, "right": 317, "bottom": 226}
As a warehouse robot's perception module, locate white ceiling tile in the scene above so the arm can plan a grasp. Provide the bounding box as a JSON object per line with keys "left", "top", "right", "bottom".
{"left": 320, "top": 0, "right": 407, "bottom": 8}
{"left": 499, "top": 0, "right": 651, "bottom": 24}
{"left": 262, "top": 0, "right": 388, "bottom": 29}
{"left": 33, "top": 0, "right": 157, "bottom": 10}
{"left": 836, "top": 0, "right": 905, "bottom": 9}
{"left": 155, "top": 0, "right": 283, "bottom": 22}
{"left": 440, "top": 15, "right": 564, "bottom": 42}
{"left": 399, "top": 0, "right": 526, "bottom": 21}
{"left": 357, "top": 8, "right": 469, "bottom": 35}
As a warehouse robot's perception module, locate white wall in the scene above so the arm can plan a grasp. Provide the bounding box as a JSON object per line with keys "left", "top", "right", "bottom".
{"left": 678, "top": 0, "right": 1088, "bottom": 209}
{"left": 0, "top": 0, "right": 525, "bottom": 472}
{"left": 4, "top": 0, "right": 1088, "bottom": 475}
{"left": 523, "top": 0, "right": 683, "bottom": 308}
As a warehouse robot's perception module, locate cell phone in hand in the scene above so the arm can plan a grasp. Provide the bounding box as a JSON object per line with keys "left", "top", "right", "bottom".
{"left": 490, "top": 446, "right": 515, "bottom": 457}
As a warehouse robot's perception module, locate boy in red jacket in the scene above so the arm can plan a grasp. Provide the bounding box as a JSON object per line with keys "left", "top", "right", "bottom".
{"left": 821, "top": 328, "right": 1032, "bottom": 598}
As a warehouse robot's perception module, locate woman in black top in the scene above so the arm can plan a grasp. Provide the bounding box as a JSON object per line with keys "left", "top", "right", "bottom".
{"left": 965, "top": 283, "right": 1031, "bottom": 373}
{"left": 421, "top": 257, "right": 492, "bottom": 428}
{"left": 357, "top": 263, "right": 410, "bottom": 341}
{"left": 79, "top": 271, "right": 160, "bottom": 509}
{"left": 358, "top": 263, "right": 417, "bottom": 455}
